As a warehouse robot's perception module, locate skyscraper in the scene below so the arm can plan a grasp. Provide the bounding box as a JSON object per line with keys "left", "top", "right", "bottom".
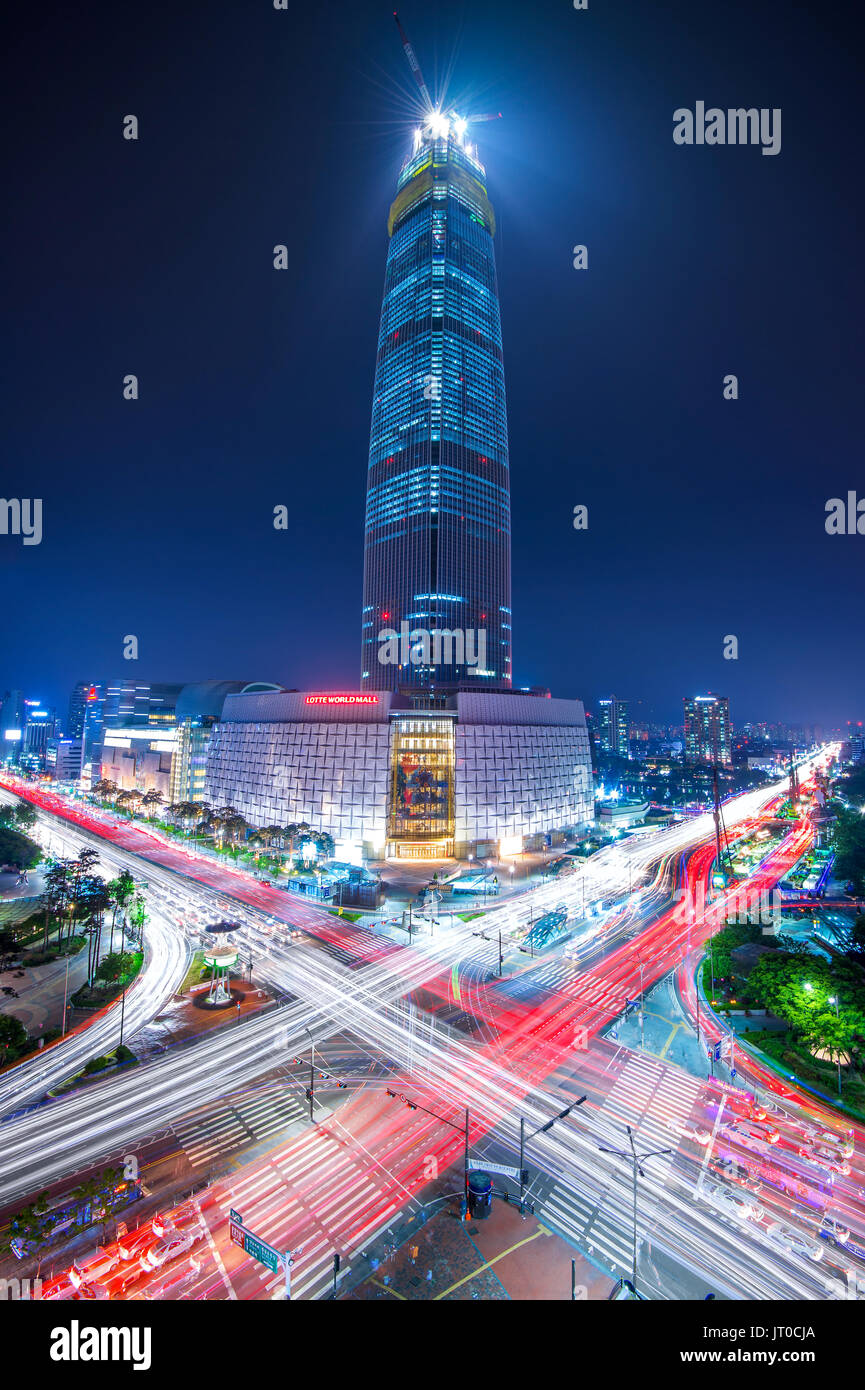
{"left": 361, "top": 110, "right": 511, "bottom": 695}
{"left": 684, "top": 694, "right": 732, "bottom": 767}
{"left": 597, "top": 696, "right": 630, "bottom": 757}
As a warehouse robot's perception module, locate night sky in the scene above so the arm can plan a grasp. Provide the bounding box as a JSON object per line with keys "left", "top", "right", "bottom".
{"left": 3, "top": 0, "right": 862, "bottom": 728}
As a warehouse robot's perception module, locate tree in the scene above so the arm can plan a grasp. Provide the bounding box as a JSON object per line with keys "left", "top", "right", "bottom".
{"left": 106, "top": 869, "right": 136, "bottom": 955}
{"left": 13, "top": 803, "right": 37, "bottom": 831}
{"left": 141, "top": 789, "right": 164, "bottom": 820}
{"left": 95, "top": 950, "right": 136, "bottom": 985}
{"left": 41, "top": 859, "right": 75, "bottom": 950}
{"left": 79, "top": 876, "right": 112, "bottom": 986}
{"left": 223, "top": 813, "right": 250, "bottom": 848}
{"left": 116, "top": 788, "right": 143, "bottom": 817}
{"left": 91, "top": 779, "right": 118, "bottom": 804}
{"left": 833, "top": 808, "right": 865, "bottom": 895}
{"left": 0, "top": 1014, "right": 28, "bottom": 1060}
{"left": 0, "top": 824, "right": 42, "bottom": 871}
{"left": 128, "top": 892, "right": 148, "bottom": 944}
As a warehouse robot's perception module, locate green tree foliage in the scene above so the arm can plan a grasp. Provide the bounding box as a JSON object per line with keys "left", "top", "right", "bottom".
{"left": 0, "top": 824, "right": 42, "bottom": 870}
{"left": 94, "top": 950, "right": 136, "bottom": 984}
{"left": 0, "top": 1013, "right": 28, "bottom": 1059}
{"left": 744, "top": 950, "right": 865, "bottom": 1064}
{"left": 833, "top": 807, "right": 865, "bottom": 894}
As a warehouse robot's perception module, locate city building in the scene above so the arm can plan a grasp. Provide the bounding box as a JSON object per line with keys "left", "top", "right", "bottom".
{"left": 204, "top": 687, "right": 593, "bottom": 861}
{"left": 360, "top": 111, "right": 511, "bottom": 694}
{"left": 169, "top": 681, "right": 280, "bottom": 804}
{"left": 683, "top": 693, "right": 732, "bottom": 767}
{"left": 45, "top": 738, "right": 84, "bottom": 782}
{"left": 201, "top": 91, "right": 594, "bottom": 861}
{"left": 597, "top": 697, "right": 630, "bottom": 758}
{"left": 67, "top": 681, "right": 95, "bottom": 740}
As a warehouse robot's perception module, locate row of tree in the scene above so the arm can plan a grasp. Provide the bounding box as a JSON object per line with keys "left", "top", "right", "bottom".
{"left": 89, "top": 782, "right": 335, "bottom": 863}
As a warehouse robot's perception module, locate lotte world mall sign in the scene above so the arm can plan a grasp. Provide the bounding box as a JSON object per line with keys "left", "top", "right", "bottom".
{"left": 304, "top": 694, "right": 379, "bottom": 706}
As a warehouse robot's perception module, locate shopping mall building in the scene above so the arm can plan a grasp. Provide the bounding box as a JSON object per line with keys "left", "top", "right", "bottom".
{"left": 204, "top": 688, "right": 593, "bottom": 861}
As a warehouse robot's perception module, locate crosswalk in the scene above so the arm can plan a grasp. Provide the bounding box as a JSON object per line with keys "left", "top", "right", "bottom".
{"left": 540, "top": 1177, "right": 635, "bottom": 1274}
{"left": 211, "top": 1120, "right": 408, "bottom": 1300}
{"left": 538, "top": 1054, "right": 705, "bottom": 1274}
{"left": 173, "top": 1089, "right": 307, "bottom": 1168}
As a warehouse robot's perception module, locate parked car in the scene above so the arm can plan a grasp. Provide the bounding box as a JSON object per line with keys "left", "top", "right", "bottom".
{"left": 766, "top": 1221, "right": 824, "bottom": 1262}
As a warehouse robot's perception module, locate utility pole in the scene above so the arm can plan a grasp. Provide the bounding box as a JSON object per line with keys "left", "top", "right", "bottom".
{"left": 61, "top": 952, "right": 71, "bottom": 1037}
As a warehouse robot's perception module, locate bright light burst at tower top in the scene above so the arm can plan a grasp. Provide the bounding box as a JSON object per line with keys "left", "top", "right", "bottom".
{"left": 394, "top": 11, "right": 501, "bottom": 155}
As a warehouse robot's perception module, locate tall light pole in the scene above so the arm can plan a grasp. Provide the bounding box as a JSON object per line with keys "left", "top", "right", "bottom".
{"left": 303, "top": 1024, "right": 315, "bottom": 1121}
{"left": 828, "top": 994, "right": 842, "bottom": 1098}
{"left": 599, "top": 1126, "right": 671, "bottom": 1295}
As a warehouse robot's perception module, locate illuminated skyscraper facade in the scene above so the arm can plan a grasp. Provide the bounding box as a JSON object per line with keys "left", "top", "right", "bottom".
{"left": 684, "top": 694, "right": 732, "bottom": 767}
{"left": 361, "top": 118, "right": 511, "bottom": 694}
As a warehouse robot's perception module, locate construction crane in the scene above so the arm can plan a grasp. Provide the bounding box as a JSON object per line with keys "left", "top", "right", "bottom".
{"left": 394, "top": 12, "right": 433, "bottom": 114}
{"left": 712, "top": 767, "right": 733, "bottom": 886}
{"left": 393, "top": 12, "right": 502, "bottom": 130}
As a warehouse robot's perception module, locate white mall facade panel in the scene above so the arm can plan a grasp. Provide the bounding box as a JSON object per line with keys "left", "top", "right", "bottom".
{"left": 203, "top": 689, "right": 594, "bottom": 860}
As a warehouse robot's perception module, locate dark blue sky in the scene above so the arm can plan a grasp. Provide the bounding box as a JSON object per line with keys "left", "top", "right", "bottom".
{"left": 3, "top": 0, "right": 862, "bottom": 728}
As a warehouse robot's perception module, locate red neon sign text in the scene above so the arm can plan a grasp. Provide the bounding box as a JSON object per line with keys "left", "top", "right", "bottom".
{"left": 304, "top": 694, "right": 379, "bottom": 706}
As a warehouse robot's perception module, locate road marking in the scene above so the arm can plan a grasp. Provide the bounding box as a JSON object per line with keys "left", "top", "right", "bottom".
{"left": 433, "top": 1229, "right": 546, "bottom": 1299}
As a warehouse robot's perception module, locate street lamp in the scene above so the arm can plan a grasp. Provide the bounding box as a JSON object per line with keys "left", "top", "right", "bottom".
{"left": 519, "top": 1098, "right": 586, "bottom": 1216}
{"left": 828, "top": 994, "right": 842, "bottom": 1099}
{"left": 599, "top": 1126, "right": 671, "bottom": 1296}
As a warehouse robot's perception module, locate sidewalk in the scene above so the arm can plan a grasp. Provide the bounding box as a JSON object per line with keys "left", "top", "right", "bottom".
{"left": 344, "top": 1198, "right": 611, "bottom": 1301}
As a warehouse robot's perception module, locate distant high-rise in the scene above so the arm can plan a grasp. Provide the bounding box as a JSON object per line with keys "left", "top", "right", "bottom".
{"left": 361, "top": 110, "right": 511, "bottom": 694}
{"left": 684, "top": 694, "right": 732, "bottom": 767}
{"left": 67, "top": 681, "right": 94, "bottom": 739}
{"left": 597, "top": 697, "right": 630, "bottom": 758}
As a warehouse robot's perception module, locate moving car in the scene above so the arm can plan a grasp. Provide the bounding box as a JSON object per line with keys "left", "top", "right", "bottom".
{"left": 702, "top": 1180, "right": 763, "bottom": 1223}
{"left": 143, "top": 1254, "right": 202, "bottom": 1299}
{"left": 140, "top": 1224, "right": 204, "bottom": 1271}
{"left": 151, "top": 1203, "right": 201, "bottom": 1239}
{"left": 766, "top": 1221, "right": 824, "bottom": 1262}
{"left": 818, "top": 1215, "right": 851, "bottom": 1245}
{"left": 40, "top": 1273, "right": 78, "bottom": 1301}
{"left": 69, "top": 1247, "right": 119, "bottom": 1290}
{"left": 804, "top": 1145, "right": 851, "bottom": 1176}
{"left": 733, "top": 1118, "right": 780, "bottom": 1145}
{"left": 117, "top": 1223, "right": 159, "bottom": 1262}
{"left": 723, "top": 1127, "right": 770, "bottom": 1158}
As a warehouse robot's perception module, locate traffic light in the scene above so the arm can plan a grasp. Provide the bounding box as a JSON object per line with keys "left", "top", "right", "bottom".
{"left": 333, "top": 1253, "right": 341, "bottom": 1274}
{"left": 305, "top": 1088, "right": 312, "bottom": 1102}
